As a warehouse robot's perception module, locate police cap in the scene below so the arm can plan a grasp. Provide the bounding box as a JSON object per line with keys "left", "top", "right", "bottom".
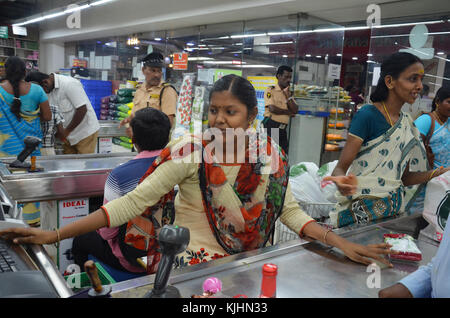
{"left": 141, "top": 52, "right": 165, "bottom": 68}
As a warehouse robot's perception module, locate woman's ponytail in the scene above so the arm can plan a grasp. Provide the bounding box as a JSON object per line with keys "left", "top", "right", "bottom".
{"left": 5, "top": 57, "right": 26, "bottom": 121}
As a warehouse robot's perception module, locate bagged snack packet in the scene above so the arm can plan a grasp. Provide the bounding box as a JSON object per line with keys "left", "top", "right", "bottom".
{"left": 383, "top": 233, "right": 422, "bottom": 262}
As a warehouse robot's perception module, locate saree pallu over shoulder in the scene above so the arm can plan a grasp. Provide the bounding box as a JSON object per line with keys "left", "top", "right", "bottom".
{"left": 198, "top": 132, "right": 290, "bottom": 255}
{"left": 330, "top": 112, "right": 428, "bottom": 228}
{"left": 119, "top": 132, "right": 290, "bottom": 272}
{"left": 0, "top": 92, "right": 42, "bottom": 157}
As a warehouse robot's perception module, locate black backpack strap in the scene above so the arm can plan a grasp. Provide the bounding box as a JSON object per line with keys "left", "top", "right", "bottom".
{"left": 159, "top": 83, "right": 178, "bottom": 106}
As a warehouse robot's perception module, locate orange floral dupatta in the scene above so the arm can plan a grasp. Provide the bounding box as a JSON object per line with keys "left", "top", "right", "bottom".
{"left": 122, "top": 134, "right": 289, "bottom": 273}
{"left": 198, "top": 134, "right": 290, "bottom": 255}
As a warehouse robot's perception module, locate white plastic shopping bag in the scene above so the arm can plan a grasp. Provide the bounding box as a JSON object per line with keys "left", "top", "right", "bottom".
{"left": 422, "top": 171, "right": 450, "bottom": 242}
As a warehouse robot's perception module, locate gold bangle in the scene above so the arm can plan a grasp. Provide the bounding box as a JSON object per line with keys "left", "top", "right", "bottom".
{"left": 54, "top": 228, "right": 61, "bottom": 249}
{"left": 429, "top": 168, "right": 439, "bottom": 181}
{"left": 323, "top": 229, "right": 333, "bottom": 245}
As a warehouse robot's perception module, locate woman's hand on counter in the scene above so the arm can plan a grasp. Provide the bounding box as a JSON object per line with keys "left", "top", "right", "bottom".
{"left": 379, "top": 283, "right": 413, "bottom": 298}
{"left": 339, "top": 240, "right": 395, "bottom": 268}
{"left": 302, "top": 222, "right": 395, "bottom": 267}
{"left": 0, "top": 227, "right": 57, "bottom": 245}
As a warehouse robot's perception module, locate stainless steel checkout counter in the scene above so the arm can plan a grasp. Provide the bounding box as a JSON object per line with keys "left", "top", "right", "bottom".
{"left": 0, "top": 152, "right": 136, "bottom": 282}
{"left": 0, "top": 153, "right": 135, "bottom": 203}
{"left": 0, "top": 146, "right": 440, "bottom": 298}
{"left": 108, "top": 215, "right": 439, "bottom": 298}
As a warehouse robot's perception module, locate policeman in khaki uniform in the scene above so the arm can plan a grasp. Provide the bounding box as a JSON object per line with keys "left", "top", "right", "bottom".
{"left": 262, "top": 65, "right": 298, "bottom": 154}
{"left": 120, "top": 52, "right": 178, "bottom": 136}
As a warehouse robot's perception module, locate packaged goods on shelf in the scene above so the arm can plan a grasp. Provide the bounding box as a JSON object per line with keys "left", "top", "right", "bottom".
{"left": 326, "top": 133, "right": 345, "bottom": 141}
{"left": 112, "top": 137, "right": 133, "bottom": 149}
{"left": 325, "top": 144, "right": 340, "bottom": 152}
{"left": 116, "top": 88, "right": 135, "bottom": 98}
{"left": 117, "top": 95, "right": 133, "bottom": 104}
{"left": 328, "top": 122, "right": 346, "bottom": 129}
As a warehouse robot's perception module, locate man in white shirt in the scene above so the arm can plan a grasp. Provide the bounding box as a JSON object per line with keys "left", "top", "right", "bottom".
{"left": 26, "top": 72, "right": 100, "bottom": 154}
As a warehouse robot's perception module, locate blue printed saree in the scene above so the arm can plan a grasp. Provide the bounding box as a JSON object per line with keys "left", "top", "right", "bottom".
{"left": 329, "top": 112, "right": 428, "bottom": 228}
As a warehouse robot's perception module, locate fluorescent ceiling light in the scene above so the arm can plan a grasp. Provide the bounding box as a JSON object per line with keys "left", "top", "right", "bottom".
{"left": 16, "top": 16, "right": 46, "bottom": 26}
{"left": 259, "top": 41, "right": 293, "bottom": 46}
{"left": 185, "top": 47, "right": 210, "bottom": 50}
{"left": 203, "top": 61, "right": 233, "bottom": 65}
{"left": 240, "top": 64, "right": 276, "bottom": 68}
{"left": 230, "top": 33, "right": 267, "bottom": 39}
{"left": 64, "top": 4, "right": 91, "bottom": 14}
{"left": 336, "top": 53, "right": 342, "bottom": 57}
{"left": 316, "top": 55, "right": 322, "bottom": 58}
{"left": 352, "top": 57, "right": 358, "bottom": 60}
{"left": 43, "top": 11, "right": 67, "bottom": 19}
{"left": 267, "top": 31, "right": 298, "bottom": 36}
{"left": 424, "top": 74, "right": 450, "bottom": 81}
{"left": 188, "top": 57, "right": 214, "bottom": 61}
{"left": 427, "top": 31, "right": 450, "bottom": 36}
{"left": 91, "top": 0, "right": 116, "bottom": 6}
{"left": 305, "top": 54, "right": 312, "bottom": 57}
{"left": 154, "top": 38, "right": 162, "bottom": 41}
{"left": 282, "top": 55, "right": 288, "bottom": 58}
{"left": 372, "top": 20, "right": 444, "bottom": 29}
{"left": 13, "top": 0, "right": 119, "bottom": 26}
{"left": 437, "top": 52, "right": 445, "bottom": 55}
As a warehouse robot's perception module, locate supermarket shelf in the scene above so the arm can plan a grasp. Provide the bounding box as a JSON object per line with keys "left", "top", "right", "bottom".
{"left": 15, "top": 47, "right": 39, "bottom": 51}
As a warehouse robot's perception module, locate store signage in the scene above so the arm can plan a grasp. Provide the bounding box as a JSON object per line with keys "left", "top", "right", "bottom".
{"left": 12, "top": 26, "right": 27, "bottom": 36}
{"left": 72, "top": 59, "right": 88, "bottom": 68}
{"left": 327, "top": 63, "right": 341, "bottom": 80}
{"left": 98, "top": 137, "right": 113, "bottom": 154}
{"left": 173, "top": 53, "right": 188, "bottom": 70}
{"left": 0, "top": 26, "right": 8, "bottom": 39}
{"left": 214, "top": 69, "right": 242, "bottom": 82}
{"left": 57, "top": 198, "right": 89, "bottom": 274}
{"left": 247, "top": 76, "right": 277, "bottom": 120}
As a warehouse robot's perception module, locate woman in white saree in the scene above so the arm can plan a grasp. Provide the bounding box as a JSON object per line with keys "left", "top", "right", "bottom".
{"left": 325, "top": 53, "right": 449, "bottom": 228}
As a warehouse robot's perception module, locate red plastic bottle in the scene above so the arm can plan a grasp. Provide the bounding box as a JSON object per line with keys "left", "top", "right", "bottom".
{"left": 259, "top": 263, "right": 277, "bottom": 298}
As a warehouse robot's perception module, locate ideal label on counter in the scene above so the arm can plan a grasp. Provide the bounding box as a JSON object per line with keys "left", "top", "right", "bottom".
{"left": 98, "top": 137, "right": 113, "bottom": 154}
{"left": 57, "top": 198, "right": 89, "bottom": 275}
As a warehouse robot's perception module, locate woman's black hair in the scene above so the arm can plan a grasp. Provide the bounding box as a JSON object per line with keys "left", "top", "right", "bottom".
{"left": 130, "top": 107, "right": 171, "bottom": 151}
{"left": 370, "top": 52, "right": 423, "bottom": 103}
{"left": 432, "top": 86, "right": 450, "bottom": 111}
{"left": 4, "top": 56, "right": 26, "bottom": 120}
{"left": 209, "top": 74, "right": 257, "bottom": 118}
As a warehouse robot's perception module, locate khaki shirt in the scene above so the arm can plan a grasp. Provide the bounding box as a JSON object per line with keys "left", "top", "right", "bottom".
{"left": 132, "top": 81, "right": 177, "bottom": 116}
{"left": 264, "top": 83, "right": 290, "bottom": 124}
